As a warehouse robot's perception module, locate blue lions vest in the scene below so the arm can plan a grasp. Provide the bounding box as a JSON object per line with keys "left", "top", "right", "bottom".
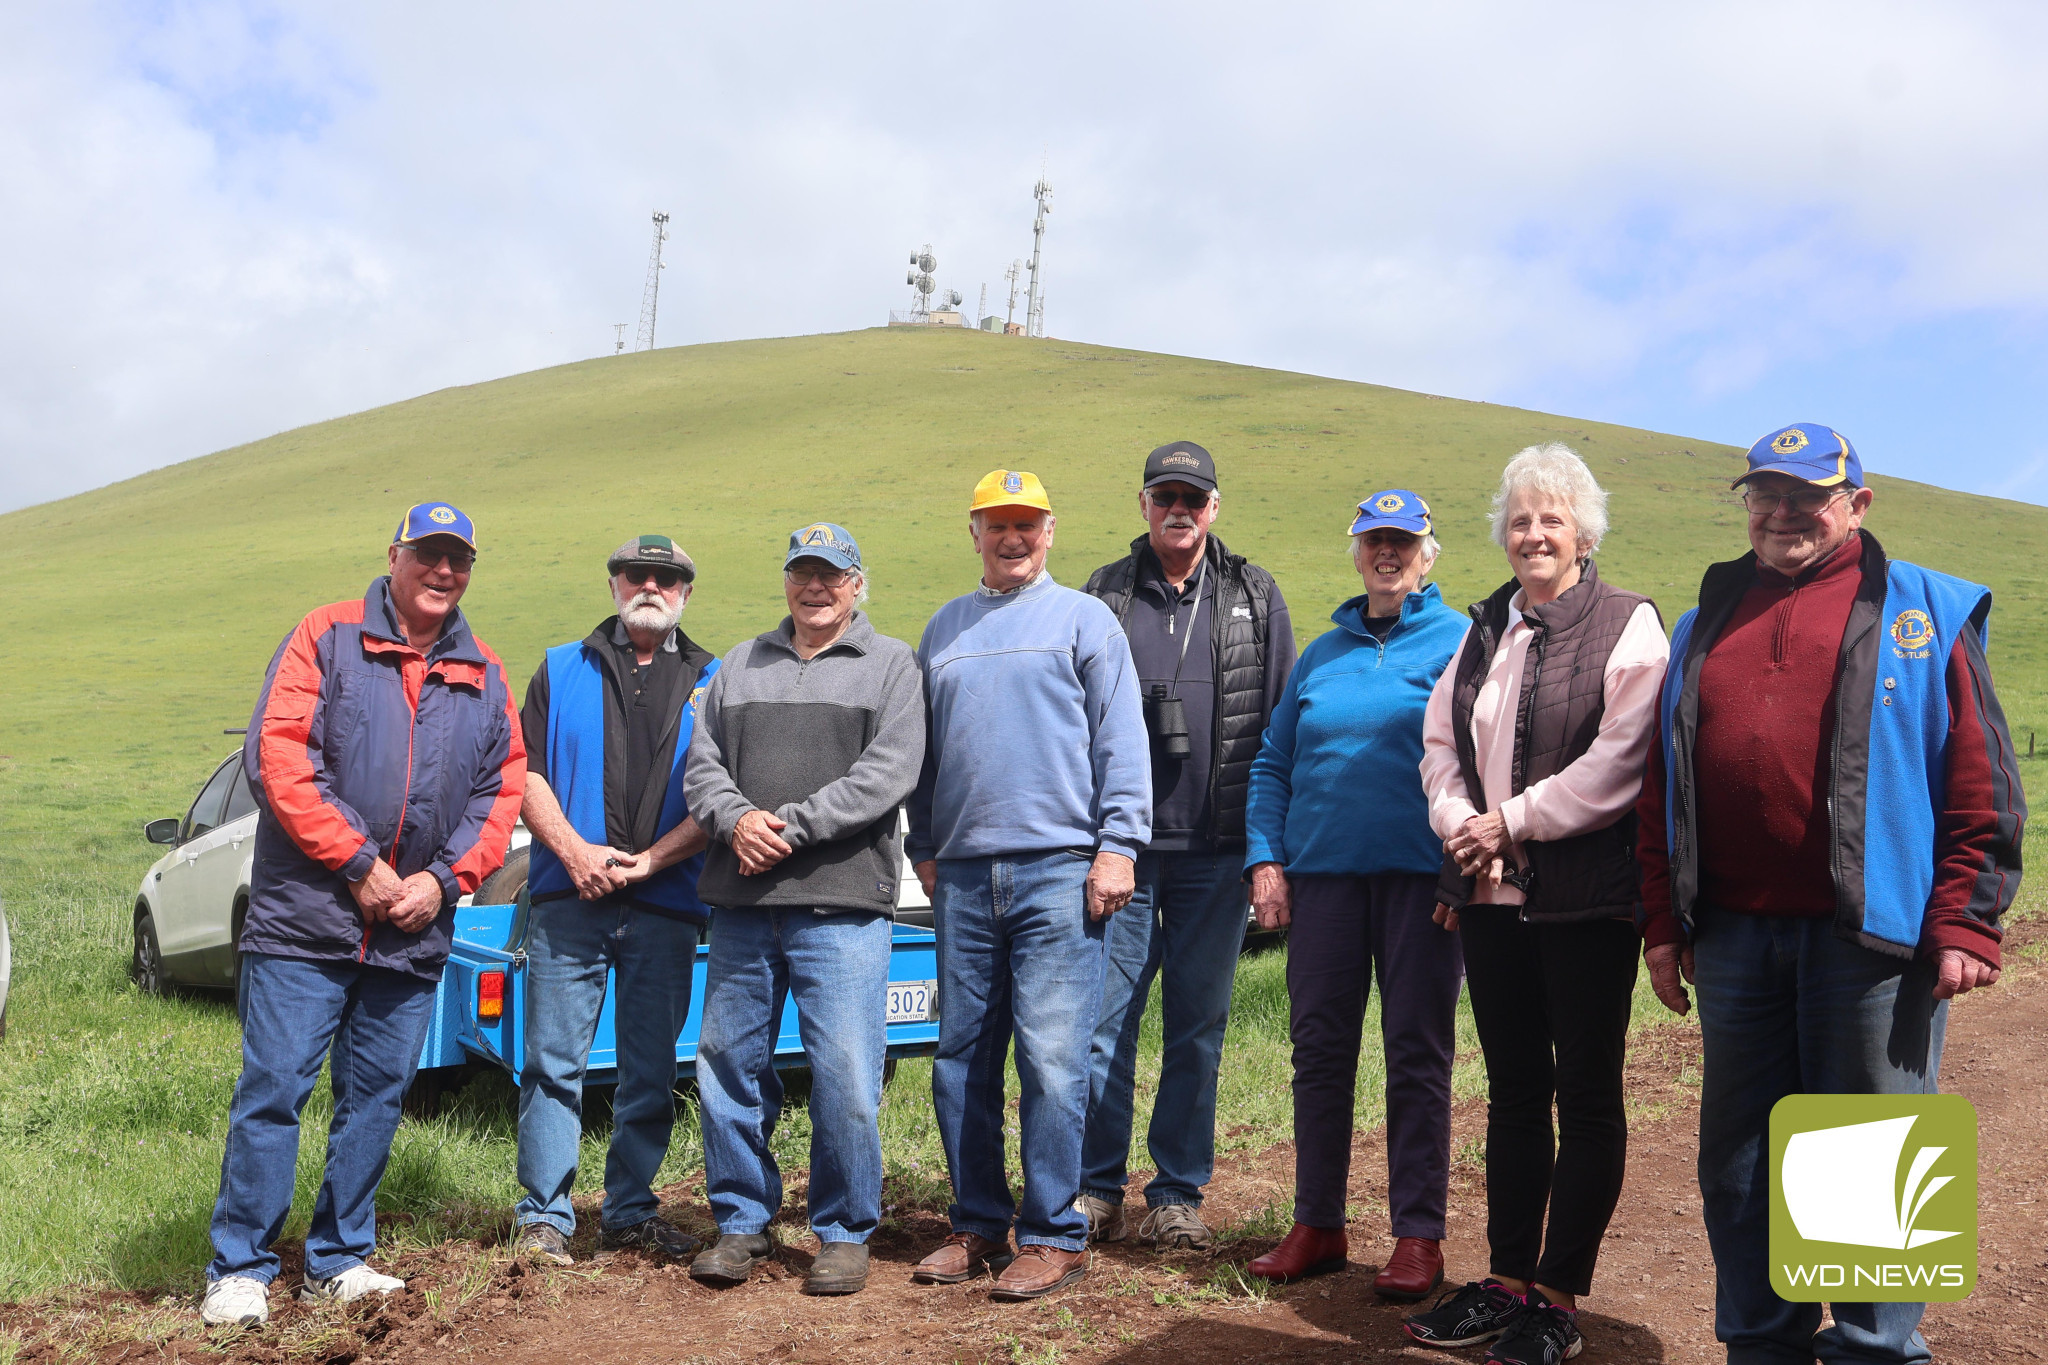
{"left": 526, "top": 640, "right": 718, "bottom": 921}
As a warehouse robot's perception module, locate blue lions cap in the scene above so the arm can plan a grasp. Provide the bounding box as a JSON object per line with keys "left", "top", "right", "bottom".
{"left": 393, "top": 502, "right": 477, "bottom": 550}
{"left": 1736, "top": 424, "right": 1863, "bottom": 489}
{"left": 1349, "top": 489, "right": 1433, "bottom": 537}
{"left": 784, "top": 522, "right": 862, "bottom": 572}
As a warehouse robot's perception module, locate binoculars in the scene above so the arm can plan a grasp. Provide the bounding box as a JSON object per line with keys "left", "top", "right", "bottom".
{"left": 1145, "top": 683, "right": 1192, "bottom": 758}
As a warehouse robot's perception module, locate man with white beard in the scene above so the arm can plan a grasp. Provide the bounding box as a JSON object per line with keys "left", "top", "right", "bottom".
{"left": 510, "top": 535, "right": 721, "bottom": 1266}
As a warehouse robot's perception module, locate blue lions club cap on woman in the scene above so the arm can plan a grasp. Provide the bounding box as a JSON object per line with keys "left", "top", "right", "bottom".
{"left": 784, "top": 522, "right": 862, "bottom": 571}
{"left": 393, "top": 501, "right": 477, "bottom": 549}
{"left": 1349, "top": 489, "right": 1432, "bottom": 536}
{"left": 1736, "top": 424, "right": 1863, "bottom": 489}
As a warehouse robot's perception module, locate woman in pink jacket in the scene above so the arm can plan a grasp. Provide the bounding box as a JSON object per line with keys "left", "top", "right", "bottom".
{"left": 1402, "top": 445, "right": 1668, "bottom": 1365}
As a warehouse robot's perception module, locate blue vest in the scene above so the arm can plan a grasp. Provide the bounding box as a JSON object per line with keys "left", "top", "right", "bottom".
{"left": 1659, "top": 555, "right": 1990, "bottom": 952}
{"left": 527, "top": 640, "right": 718, "bottom": 921}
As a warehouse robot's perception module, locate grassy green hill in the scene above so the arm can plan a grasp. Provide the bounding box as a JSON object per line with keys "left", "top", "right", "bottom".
{"left": 1, "top": 327, "right": 2042, "bottom": 1297}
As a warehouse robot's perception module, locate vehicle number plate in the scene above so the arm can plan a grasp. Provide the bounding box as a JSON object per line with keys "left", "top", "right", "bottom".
{"left": 886, "top": 980, "right": 935, "bottom": 1024}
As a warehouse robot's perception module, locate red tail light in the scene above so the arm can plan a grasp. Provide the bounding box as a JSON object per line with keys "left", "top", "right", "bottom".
{"left": 477, "top": 970, "right": 505, "bottom": 1021}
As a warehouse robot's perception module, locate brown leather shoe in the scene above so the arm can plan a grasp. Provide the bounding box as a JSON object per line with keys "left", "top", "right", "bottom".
{"left": 1371, "top": 1236, "right": 1444, "bottom": 1301}
{"left": 911, "top": 1231, "right": 1015, "bottom": 1284}
{"left": 989, "top": 1245, "right": 1089, "bottom": 1300}
{"left": 1246, "top": 1223, "right": 1348, "bottom": 1283}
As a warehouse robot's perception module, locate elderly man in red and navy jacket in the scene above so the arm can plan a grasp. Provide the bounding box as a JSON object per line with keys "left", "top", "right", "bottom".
{"left": 1637, "top": 427, "right": 2023, "bottom": 1365}
{"left": 200, "top": 503, "right": 525, "bottom": 1330}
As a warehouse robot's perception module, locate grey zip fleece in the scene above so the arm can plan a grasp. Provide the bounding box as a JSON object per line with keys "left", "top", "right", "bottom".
{"left": 684, "top": 611, "right": 925, "bottom": 913}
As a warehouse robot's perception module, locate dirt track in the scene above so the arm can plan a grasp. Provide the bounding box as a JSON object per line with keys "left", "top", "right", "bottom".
{"left": 8, "top": 940, "right": 2039, "bottom": 1365}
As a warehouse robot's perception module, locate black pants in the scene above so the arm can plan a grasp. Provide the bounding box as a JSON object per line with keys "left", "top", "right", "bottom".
{"left": 1285, "top": 873, "right": 1465, "bottom": 1236}
{"left": 1458, "top": 908, "right": 1639, "bottom": 1297}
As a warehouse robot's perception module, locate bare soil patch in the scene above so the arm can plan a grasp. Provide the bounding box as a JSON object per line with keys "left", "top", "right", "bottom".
{"left": 9, "top": 931, "right": 2038, "bottom": 1365}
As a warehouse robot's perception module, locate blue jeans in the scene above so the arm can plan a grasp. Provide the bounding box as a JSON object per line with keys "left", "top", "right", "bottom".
{"left": 515, "top": 899, "right": 700, "bottom": 1235}
{"left": 696, "top": 907, "right": 892, "bottom": 1242}
{"left": 208, "top": 953, "right": 437, "bottom": 1284}
{"left": 1692, "top": 908, "right": 1948, "bottom": 1365}
{"left": 933, "top": 850, "right": 1107, "bottom": 1251}
{"left": 1080, "top": 850, "right": 1246, "bottom": 1210}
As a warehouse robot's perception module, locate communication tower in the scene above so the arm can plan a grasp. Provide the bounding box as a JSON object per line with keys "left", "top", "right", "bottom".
{"left": 635, "top": 212, "right": 670, "bottom": 351}
{"left": 906, "top": 245, "right": 938, "bottom": 322}
{"left": 1023, "top": 176, "right": 1052, "bottom": 338}
{"left": 613, "top": 323, "right": 628, "bottom": 354}
{"left": 1003, "top": 259, "right": 1023, "bottom": 331}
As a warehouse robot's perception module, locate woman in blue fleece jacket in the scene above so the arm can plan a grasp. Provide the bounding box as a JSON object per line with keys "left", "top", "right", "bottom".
{"left": 1241, "top": 490, "right": 1469, "bottom": 1300}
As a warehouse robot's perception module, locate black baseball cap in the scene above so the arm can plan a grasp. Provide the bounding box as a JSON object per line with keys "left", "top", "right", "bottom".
{"left": 1142, "top": 441, "right": 1217, "bottom": 494}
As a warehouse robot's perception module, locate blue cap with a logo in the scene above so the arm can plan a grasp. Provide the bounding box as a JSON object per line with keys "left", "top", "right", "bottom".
{"left": 1736, "top": 424, "right": 1863, "bottom": 489}
{"left": 784, "top": 522, "right": 862, "bottom": 572}
{"left": 1349, "top": 489, "right": 1433, "bottom": 536}
{"left": 393, "top": 502, "right": 477, "bottom": 549}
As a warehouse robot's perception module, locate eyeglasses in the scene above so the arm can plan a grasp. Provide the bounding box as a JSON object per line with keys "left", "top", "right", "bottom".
{"left": 785, "top": 566, "right": 853, "bottom": 588}
{"left": 406, "top": 546, "right": 475, "bottom": 572}
{"left": 1146, "top": 488, "right": 1212, "bottom": 511}
{"left": 616, "top": 565, "right": 684, "bottom": 589}
{"left": 1740, "top": 486, "right": 1849, "bottom": 516}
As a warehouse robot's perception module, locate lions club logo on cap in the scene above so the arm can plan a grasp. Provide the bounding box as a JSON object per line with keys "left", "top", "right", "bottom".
{"left": 1003, "top": 472, "right": 1023, "bottom": 494}
{"left": 799, "top": 524, "right": 835, "bottom": 547}
{"left": 1891, "top": 609, "right": 1935, "bottom": 657}
{"left": 1375, "top": 493, "right": 1406, "bottom": 514}
{"left": 1772, "top": 429, "right": 1811, "bottom": 456}
{"left": 428, "top": 505, "right": 458, "bottom": 524}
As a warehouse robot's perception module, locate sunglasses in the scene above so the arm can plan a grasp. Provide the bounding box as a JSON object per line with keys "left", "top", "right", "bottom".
{"left": 406, "top": 546, "right": 475, "bottom": 572}
{"left": 617, "top": 565, "right": 685, "bottom": 589}
{"left": 1146, "top": 488, "right": 1212, "bottom": 511}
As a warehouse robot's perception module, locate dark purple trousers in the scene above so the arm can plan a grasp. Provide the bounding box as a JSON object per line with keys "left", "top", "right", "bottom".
{"left": 1285, "top": 873, "right": 1464, "bottom": 1236}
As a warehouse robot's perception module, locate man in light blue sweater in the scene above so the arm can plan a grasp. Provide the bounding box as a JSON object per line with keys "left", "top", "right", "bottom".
{"left": 907, "top": 469, "right": 1151, "bottom": 1301}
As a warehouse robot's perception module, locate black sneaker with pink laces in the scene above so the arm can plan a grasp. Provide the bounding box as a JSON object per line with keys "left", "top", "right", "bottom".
{"left": 1484, "top": 1287, "right": 1583, "bottom": 1364}
{"left": 1403, "top": 1278, "right": 1526, "bottom": 1349}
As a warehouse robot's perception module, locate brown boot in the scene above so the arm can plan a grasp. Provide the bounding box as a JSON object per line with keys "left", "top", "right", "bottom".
{"left": 911, "top": 1231, "right": 1015, "bottom": 1284}
{"left": 989, "top": 1245, "right": 1089, "bottom": 1300}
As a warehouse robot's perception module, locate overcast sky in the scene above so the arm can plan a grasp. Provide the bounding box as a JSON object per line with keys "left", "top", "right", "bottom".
{"left": 5, "top": 1, "right": 2046, "bottom": 514}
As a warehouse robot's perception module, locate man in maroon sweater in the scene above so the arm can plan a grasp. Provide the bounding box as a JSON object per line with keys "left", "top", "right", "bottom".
{"left": 1638, "top": 423, "right": 2023, "bottom": 1365}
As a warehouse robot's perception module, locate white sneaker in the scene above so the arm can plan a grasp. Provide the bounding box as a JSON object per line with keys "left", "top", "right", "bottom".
{"left": 200, "top": 1274, "right": 271, "bottom": 1327}
{"left": 299, "top": 1264, "right": 405, "bottom": 1304}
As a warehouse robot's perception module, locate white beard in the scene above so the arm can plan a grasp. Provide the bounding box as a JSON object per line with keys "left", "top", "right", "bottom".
{"left": 617, "top": 589, "right": 683, "bottom": 637}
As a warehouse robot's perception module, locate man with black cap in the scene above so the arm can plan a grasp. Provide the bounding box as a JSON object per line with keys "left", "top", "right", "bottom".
{"left": 1638, "top": 426, "right": 2023, "bottom": 1365}
{"left": 510, "top": 535, "right": 720, "bottom": 1267}
{"left": 1076, "top": 441, "right": 1295, "bottom": 1251}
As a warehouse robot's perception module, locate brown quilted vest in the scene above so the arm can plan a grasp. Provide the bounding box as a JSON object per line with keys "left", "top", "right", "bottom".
{"left": 1437, "top": 558, "right": 1658, "bottom": 921}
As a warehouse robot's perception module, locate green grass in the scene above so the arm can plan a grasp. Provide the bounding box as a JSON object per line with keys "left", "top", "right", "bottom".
{"left": 1, "top": 326, "right": 2044, "bottom": 1299}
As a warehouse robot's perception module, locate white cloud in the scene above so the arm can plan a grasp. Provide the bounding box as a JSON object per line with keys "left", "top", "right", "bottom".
{"left": 3, "top": 0, "right": 2046, "bottom": 511}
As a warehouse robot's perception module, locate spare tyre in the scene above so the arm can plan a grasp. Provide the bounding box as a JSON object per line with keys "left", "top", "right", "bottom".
{"left": 474, "top": 845, "right": 529, "bottom": 909}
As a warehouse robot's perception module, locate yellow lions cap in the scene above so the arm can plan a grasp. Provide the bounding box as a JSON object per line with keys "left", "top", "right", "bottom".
{"left": 970, "top": 468, "right": 1054, "bottom": 514}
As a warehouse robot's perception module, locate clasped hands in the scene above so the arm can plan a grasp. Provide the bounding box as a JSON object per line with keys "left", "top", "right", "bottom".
{"left": 348, "top": 858, "right": 443, "bottom": 933}
{"left": 1431, "top": 812, "right": 1513, "bottom": 934}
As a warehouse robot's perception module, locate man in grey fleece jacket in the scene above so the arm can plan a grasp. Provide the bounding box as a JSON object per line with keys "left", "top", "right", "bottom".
{"left": 681, "top": 523, "right": 924, "bottom": 1298}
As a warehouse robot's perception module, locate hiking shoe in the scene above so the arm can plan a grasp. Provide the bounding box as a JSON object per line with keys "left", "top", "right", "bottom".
{"left": 599, "top": 1215, "right": 701, "bottom": 1261}
{"left": 514, "top": 1221, "right": 573, "bottom": 1266}
{"left": 1074, "top": 1194, "right": 1127, "bottom": 1243}
{"left": 1138, "top": 1203, "right": 1213, "bottom": 1251}
{"left": 1485, "top": 1289, "right": 1582, "bottom": 1364}
{"left": 801, "top": 1241, "right": 870, "bottom": 1296}
{"left": 691, "top": 1233, "right": 774, "bottom": 1285}
{"left": 1403, "top": 1278, "right": 1525, "bottom": 1349}
{"left": 299, "top": 1264, "right": 404, "bottom": 1305}
{"left": 200, "top": 1274, "right": 270, "bottom": 1328}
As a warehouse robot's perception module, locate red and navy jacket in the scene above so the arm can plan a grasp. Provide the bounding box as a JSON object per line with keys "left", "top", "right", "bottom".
{"left": 238, "top": 577, "right": 526, "bottom": 980}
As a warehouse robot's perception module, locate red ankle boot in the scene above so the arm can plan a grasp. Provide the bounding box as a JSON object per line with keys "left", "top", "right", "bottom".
{"left": 1370, "top": 1236, "right": 1444, "bottom": 1300}
{"left": 1246, "top": 1223, "right": 1348, "bottom": 1283}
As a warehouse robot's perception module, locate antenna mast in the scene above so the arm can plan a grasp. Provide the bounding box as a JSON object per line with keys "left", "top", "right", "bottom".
{"left": 635, "top": 211, "right": 670, "bottom": 351}
{"left": 906, "top": 245, "right": 937, "bottom": 322}
{"left": 1024, "top": 175, "right": 1052, "bottom": 338}
{"left": 613, "top": 323, "right": 628, "bottom": 354}
{"left": 1003, "top": 259, "right": 1022, "bottom": 331}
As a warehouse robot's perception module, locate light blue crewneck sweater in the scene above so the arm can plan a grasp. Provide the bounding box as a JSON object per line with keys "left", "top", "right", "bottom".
{"left": 907, "top": 572, "right": 1152, "bottom": 863}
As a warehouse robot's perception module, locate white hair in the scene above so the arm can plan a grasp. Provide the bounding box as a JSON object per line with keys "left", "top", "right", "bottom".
{"left": 1489, "top": 443, "right": 1608, "bottom": 554}
{"left": 1350, "top": 530, "right": 1441, "bottom": 573}
{"left": 851, "top": 569, "right": 870, "bottom": 606}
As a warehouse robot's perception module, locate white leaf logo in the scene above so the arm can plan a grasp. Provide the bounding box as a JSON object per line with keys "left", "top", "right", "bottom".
{"left": 1782, "top": 1116, "right": 1960, "bottom": 1250}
